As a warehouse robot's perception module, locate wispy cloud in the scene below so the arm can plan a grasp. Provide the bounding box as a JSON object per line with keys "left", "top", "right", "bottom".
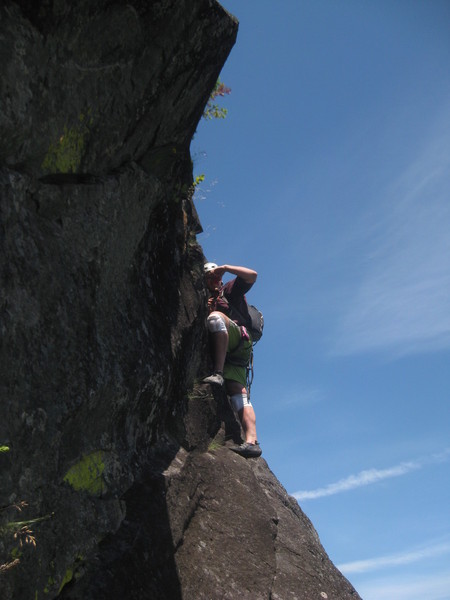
{"left": 338, "top": 539, "right": 450, "bottom": 574}
{"left": 355, "top": 572, "right": 450, "bottom": 600}
{"left": 270, "top": 386, "right": 325, "bottom": 410}
{"left": 332, "top": 109, "right": 450, "bottom": 357}
{"left": 292, "top": 448, "right": 450, "bottom": 501}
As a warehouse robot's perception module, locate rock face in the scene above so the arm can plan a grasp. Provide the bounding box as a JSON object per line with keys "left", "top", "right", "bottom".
{"left": 56, "top": 387, "right": 360, "bottom": 600}
{"left": 0, "top": 2, "right": 361, "bottom": 599}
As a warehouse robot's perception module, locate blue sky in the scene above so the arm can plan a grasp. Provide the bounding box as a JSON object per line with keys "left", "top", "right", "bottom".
{"left": 191, "top": 1, "right": 450, "bottom": 598}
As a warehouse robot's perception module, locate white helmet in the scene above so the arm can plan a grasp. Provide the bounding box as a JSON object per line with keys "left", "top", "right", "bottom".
{"left": 204, "top": 262, "right": 218, "bottom": 274}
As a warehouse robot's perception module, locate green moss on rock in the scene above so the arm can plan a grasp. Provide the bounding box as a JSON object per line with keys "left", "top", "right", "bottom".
{"left": 63, "top": 450, "right": 107, "bottom": 496}
{"left": 41, "top": 113, "right": 93, "bottom": 174}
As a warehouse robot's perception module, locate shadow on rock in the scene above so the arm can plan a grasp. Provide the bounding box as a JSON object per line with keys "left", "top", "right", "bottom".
{"left": 59, "top": 438, "right": 183, "bottom": 600}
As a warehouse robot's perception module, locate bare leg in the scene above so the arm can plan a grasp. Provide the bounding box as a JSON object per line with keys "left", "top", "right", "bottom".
{"left": 203, "top": 313, "right": 231, "bottom": 386}
{"left": 238, "top": 406, "right": 258, "bottom": 444}
{"left": 227, "top": 380, "right": 258, "bottom": 444}
{"left": 210, "top": 330, "right": 228, "bottom": 373}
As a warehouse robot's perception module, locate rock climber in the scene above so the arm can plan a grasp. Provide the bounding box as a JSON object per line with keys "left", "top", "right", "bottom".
{"left": 202, "top": 262, "right": 262, "bottom": 458}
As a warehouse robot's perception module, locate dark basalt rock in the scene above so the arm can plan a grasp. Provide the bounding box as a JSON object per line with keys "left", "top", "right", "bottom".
{"left": 0, "top": 2, "right": 361, "bottom": 599}
{"left": 1, "top": 0, "right": 236, "bottom": 176}
{"left": 56, "top": 386, "right": 360, "bottom": 600}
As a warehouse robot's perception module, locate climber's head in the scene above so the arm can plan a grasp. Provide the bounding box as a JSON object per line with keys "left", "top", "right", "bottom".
{"left": 204, "top": 262, "right": 218, "bottom": 275}
{"left": 204, "top": 262, "right": 221, "bottom": 292}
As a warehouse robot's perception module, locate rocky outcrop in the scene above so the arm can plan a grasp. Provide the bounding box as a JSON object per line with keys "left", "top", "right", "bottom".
{"left": 55, "top": 385, "right": 360, "bottom": 600}
{"left": 0, "top": 2, "right": 361, "bottom": 599}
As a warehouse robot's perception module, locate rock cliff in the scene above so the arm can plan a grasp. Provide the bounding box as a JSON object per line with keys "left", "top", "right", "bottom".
{"left": 0, "top": 1, "right": 361, "bottom": 598}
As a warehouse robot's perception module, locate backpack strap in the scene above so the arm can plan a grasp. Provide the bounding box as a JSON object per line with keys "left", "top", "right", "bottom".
{"left": 227, "top": 301, "right": 250, "bottom": 329}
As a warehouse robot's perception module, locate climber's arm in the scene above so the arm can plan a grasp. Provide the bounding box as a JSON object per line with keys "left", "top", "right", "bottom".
{"left": 212, "top": 264, "right": 257, "bottom": 284}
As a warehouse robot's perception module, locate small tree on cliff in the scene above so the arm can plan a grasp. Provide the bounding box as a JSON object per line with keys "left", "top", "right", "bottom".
{"left": 193, "top": 80, "right": 231, "bottom": 189}
{"left": 203, "top": 79, "right": 231, "bottom": 120}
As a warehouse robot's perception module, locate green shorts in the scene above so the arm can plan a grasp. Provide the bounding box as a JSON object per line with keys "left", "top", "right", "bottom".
{"left": 223, "top": 320, "right": 253, "bottom": 388}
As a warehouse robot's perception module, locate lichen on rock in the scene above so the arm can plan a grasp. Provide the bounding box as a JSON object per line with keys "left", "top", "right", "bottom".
{"left": 41, "top": 113, "right": 93, "bottom": 174}
{"left": 63, "top": 451, "right": 107, "bottom": 497}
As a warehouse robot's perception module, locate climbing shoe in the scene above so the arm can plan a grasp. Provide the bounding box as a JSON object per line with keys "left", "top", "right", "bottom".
{"left": 230, "top": 441, "right": 262, "bottom": 458}
{"left": 202, "top": 372, "right": 224, "bottom": 387}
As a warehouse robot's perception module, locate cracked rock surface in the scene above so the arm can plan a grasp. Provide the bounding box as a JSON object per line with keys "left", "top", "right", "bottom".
{"left": 172, "top": 393, "right": 361, "bottom": 600}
